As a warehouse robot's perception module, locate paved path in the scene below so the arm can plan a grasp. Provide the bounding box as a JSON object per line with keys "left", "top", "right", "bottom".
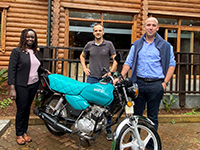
{"left": 0, "top": 123, "right": 200, "bottom": 150}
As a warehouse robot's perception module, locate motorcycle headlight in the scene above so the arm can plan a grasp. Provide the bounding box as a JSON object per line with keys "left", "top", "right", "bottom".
{"left": 127, "top": 83, "right": 138, "bottom": 99}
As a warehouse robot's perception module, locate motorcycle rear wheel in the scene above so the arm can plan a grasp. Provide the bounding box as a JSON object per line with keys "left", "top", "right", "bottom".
{"left": 45, "top": 95, "right": 72, "bottom": 136}
{"left": 115, "top": 119, "right": 162, "bottom": 150}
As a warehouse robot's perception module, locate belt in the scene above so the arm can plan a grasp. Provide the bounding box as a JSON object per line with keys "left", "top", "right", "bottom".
{"left": 137, "top": 76, "right": 163, "bottom": 82}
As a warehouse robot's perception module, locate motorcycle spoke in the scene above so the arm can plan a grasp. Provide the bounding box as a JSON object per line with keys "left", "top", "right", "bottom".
{"left": 142, "top": 132, "right": 152, "bottom": 146}
{"left": 121, "top": 141, "right": 133, "bottom": 149}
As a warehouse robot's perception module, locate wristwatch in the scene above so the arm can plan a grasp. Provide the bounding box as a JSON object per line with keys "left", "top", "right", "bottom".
{"left": 164, "top": 81, "right": 168, "bottom": 86}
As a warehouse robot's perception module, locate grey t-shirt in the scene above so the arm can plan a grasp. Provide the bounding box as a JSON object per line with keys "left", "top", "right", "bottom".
{"left": 83, "top": 39, "right": 116, "bottom": 78}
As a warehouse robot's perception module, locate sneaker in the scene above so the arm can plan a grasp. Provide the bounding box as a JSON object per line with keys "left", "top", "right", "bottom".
{"left": 106, "top": 130, "right": 113, "bottom": 141}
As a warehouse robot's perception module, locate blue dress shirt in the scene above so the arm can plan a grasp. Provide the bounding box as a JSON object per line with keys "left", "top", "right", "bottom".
{"left": 125, "top": 38, "right": 176, "bottom": 79}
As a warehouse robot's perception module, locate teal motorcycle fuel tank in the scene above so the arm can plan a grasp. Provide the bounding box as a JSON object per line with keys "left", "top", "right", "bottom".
{"left": 48, "top": 74, "right": 115, "bottom": 110}
{"left": 80, "top": 82, "right": 115, "bottom": 106}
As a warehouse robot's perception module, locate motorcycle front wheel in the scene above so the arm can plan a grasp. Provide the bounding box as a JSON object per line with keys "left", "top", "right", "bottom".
{"left": 115, "top": 119, "right": 162, "bottom": 150}
{"left": 45, "top": 95, "right": 73, "bottom": 136}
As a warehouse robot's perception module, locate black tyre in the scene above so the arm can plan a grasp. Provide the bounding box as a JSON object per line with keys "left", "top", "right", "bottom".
{"left": 115, "top": 119, "right": 162, "bottom": 150}
{"left": 45, "top": 95, "right": 73, "bottom": 136}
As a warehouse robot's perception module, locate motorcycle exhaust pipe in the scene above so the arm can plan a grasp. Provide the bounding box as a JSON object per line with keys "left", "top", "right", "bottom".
{"left": 34, "top": 108, "right": 73, "bottom": 133}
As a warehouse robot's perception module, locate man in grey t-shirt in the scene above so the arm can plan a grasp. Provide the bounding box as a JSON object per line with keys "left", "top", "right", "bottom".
{"left": 80, "top": 23, "right": 118, "bottom": 140}
{"left": 80, "top": 23, "right": 117, "bottom": 83}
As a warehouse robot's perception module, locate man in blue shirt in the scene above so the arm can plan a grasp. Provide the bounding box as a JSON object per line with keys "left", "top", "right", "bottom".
{"left": 120, "top": 17, "right": 176, "bottom": 150}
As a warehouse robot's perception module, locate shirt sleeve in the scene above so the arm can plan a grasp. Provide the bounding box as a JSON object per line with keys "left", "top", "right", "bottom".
{"left": 124, "top": 45, "right": 135, "bottom": 69}
{"left": 169, "top": 45, "right": 176, "bottom": 67}
{"left": 83, "top": 42, "right": 90, "bottom": 55}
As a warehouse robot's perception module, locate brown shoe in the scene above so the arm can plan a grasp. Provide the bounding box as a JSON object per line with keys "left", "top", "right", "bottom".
{"left": 22, "top": 133, "right": 32, "bottom": 142}
{"left": 16, "top": 136, "right": 26, "bottom": 145}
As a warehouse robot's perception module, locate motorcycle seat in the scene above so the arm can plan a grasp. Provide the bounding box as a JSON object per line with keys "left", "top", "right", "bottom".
{"left": 48, "top": 74, "right": 90, "bottom": 95}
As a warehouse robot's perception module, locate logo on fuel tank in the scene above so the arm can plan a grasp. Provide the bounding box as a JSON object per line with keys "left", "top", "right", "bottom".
{"left": 94, "top": 88, "right": 104, "bottom": 93}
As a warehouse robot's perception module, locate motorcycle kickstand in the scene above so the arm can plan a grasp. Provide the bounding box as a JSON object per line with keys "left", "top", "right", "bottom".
{"left": 78, "top": 137, "right": 82, "bottom": 150}
{"left": 78, "top": 138, "right": 90, "bottom": 150}
{"left": 85, "top": 139, "right": 90, "bottom": 146}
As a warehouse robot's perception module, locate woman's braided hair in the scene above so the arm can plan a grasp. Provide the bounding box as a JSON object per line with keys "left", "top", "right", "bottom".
{"left": 19, "top": 28, "right": 38, "bottom": 54}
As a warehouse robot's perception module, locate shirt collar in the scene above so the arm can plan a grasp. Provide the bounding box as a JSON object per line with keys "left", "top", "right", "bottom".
{"left": 92, "top": 39, "right": 106, "bottom": 46}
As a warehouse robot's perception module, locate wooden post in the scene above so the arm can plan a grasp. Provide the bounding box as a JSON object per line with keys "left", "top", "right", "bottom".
{"left": 64, "top": 8, "right": 69, "bottom": 76}
{"left": 179, "top": 53, "right": 186, "bottom": 107}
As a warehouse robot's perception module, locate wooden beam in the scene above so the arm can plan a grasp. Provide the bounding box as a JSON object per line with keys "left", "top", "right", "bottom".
{"left": 148, "top": 1, "right": 200, "bottom": 8}
{"left": 7, "top": 18, "right": 47, "bottom": 24}
{"left": 61, "top": 2, "right": 139, "bottom": 14}
{"left": 8, "top": 8, "right": 48, "bottom": 15}
{"left": 132, "top": 15, "right": 137, "bottom": 43}
{"left": 64, "top": 9, "right": 69, "bottom": 76}
{"left": 177, "top": 19, "right": 181, "bottom": 52}
{"left": 7, "top": 13, "right": 48, "bottom": 20}
{"left": 61, "top": 0, "right": 141, "bottom": 9}
{"left": 0, "top": 9, "right": 7, "bottom": 53}
{"left": 0, "top": 3, "right": 9, "bottom": 8}
{"left": 164, "top": 29, "right": 168, "bottom": 41}
{"left": 148, "top": 10, "right": 200, "bottom": 18}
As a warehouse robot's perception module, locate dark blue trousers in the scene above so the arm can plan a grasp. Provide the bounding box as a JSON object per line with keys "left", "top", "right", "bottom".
{"left": 134, "top": 78, "right": 164, "bottom": 149}
{"left": 86, "top": 76, "right": 111, "bottom": 131}
{"left": 15, "top": 81, "right": 39, "bottom": 136}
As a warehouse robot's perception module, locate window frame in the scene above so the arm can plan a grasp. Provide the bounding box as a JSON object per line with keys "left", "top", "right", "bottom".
{"left": 0, "top": 5, "right": 9, "bottom": 53}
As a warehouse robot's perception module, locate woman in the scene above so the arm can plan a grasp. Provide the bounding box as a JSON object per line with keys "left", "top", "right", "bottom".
{"left": 8, "top": 28, "right": 50, "bottom": 145}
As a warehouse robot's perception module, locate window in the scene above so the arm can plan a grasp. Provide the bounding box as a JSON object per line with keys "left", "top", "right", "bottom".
{"left": 68, "top": 10, "right": 134, "bottom": 59}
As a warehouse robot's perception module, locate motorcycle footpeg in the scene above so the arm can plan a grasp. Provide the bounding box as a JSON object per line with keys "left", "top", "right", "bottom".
{"left": 33, "top": 108, "right": 40, "bottom": 116}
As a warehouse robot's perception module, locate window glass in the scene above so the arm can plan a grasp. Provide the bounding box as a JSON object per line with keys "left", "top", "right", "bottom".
{"left": 103, "top": 23, "right": 132, "bottom": 35}
{"left": 194, "top": 31, "right": 200, "bottom": 53}
{"left": 69, "top": 11, "right": 100, "bottom": 19}
{"left": 69, "top": 21, "right": 98, "bottom": 33}
{"left": 70, "top": 20, "right": 97, "bottom": 27}
{"left": 180, "top": 31, "right": 191, "bottom": 53}
{"left": 103, "top": 13, "right": 132, "bottom": 21}
{"left": 68, "top": 11, "right": 133, "bottom": 61}
{"left": 181, "top": 19, "right": 200, "bottom": 26}
{"left": 158, "top": 28, "right": 177, "bottom": 52}
{"left": 157, "top": 18, "right": 177, "bottom": 25}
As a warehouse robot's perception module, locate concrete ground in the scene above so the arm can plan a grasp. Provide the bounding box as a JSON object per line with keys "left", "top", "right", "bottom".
{"left": 0, "top": 116, "right": 200, "bottom": 150}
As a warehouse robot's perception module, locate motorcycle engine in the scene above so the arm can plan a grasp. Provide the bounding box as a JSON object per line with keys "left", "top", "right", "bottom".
{"left": 75, "top": 105, "right": 107, "bottom": 135}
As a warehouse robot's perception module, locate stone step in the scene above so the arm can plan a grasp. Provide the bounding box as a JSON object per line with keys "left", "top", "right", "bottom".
{"left": 0, "top": 120, "right": 10, "bottom": 137}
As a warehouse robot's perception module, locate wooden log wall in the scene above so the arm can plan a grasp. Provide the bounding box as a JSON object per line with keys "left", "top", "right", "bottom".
{"left": 0, "top": 0, "right": 48, "bottom": 69}
{"left": 53, "top": 0, "right": 142, "bottom": 74}
{"left": 148, "top": 0, "right": 200, "bottom": 18}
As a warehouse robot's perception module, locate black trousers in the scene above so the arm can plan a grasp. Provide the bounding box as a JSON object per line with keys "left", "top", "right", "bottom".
{"left": 135, "top": 78, "right": 164, "bottom": 150}
{"left": 15, "top": 81, "right": 39, "bottom": 136}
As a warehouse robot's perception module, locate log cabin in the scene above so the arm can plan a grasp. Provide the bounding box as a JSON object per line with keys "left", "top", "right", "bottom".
{"left": 0, "top": 0, "right": 200, "bottom": 107}
{"left": 0, "top": 0, "right": 200, "bottom": 75}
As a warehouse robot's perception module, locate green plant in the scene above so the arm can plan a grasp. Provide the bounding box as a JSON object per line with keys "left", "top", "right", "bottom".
{"left": 183, "top": 108, "right": 200, "bottom": 115}
{"left": 0, "top": 68, "right": 8, "bottom": 89}
{"left": 0, "top": 68, "right": 13, "bottom": 110}
{"left": 0, "top": 98, "right": 12, "bottom": 109}
{"left": 194, "top": 138, "right": 200, "bottom": 144}
{"left": 34, "top": 94, "right": 42, "bottom": 107}
{"left": 162, "top": 94, "right": 178, "bottom": 113}
{"left": 171, "top": 119, "right": 175, "bottom": 124}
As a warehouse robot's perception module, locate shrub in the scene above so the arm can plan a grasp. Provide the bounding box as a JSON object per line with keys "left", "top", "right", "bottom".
{"left": 162, "top": 94, "right": 178, "bottom": 113}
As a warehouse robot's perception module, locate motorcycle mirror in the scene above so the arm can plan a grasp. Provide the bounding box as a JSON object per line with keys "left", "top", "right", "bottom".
{"left": 115, "top": 52, "right": 121, "bottom": 64}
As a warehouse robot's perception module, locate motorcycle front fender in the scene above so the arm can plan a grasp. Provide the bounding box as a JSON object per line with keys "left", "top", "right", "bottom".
{"left": 113, "top": 115, "right": 154, "bottom": 140}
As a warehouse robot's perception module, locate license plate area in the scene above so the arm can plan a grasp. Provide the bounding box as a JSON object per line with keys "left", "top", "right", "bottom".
{"left": 125, "top": 103, "right": 134, "bottom": 114}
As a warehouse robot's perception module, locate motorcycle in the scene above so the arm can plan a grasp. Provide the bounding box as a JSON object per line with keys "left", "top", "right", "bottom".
{"left": 34, "top": 65, "right": 162, "bottom": 150}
